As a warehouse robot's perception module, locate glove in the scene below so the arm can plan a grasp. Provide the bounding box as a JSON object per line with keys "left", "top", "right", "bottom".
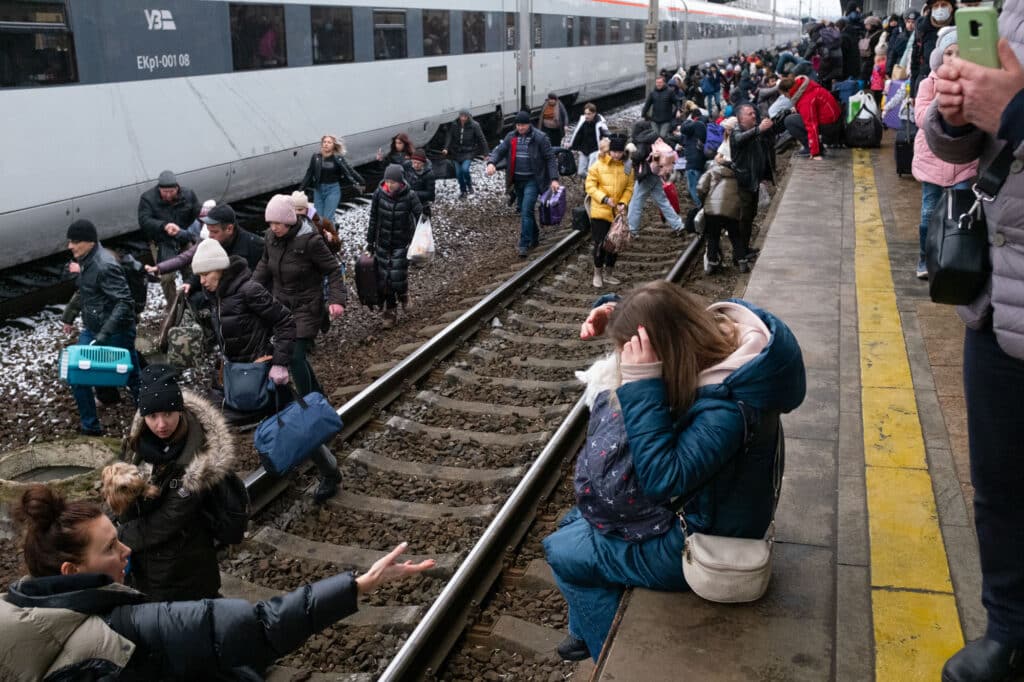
{"left": 269, "top": 365, "right": 289, "bottom": 385}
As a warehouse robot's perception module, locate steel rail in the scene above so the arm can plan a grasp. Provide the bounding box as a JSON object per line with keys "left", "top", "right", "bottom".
{"left": 379, "top": 232, "right": 705, "bottom": 681}
{"left": 244, "top": 227, "right": 586, "bottom": 513}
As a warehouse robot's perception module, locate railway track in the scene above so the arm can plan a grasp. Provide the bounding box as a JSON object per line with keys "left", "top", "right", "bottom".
{"left": 225, "top": 220, "right": 701, "bottom": 681}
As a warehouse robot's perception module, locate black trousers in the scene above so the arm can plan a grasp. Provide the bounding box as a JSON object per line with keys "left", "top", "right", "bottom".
{"left": 963, "top": 325, "right": 1024, "bottom": 645}
{"left": 543, "top": 127, "right": 564, "bottom": 147}
{"left": 784, "top": 114, "right": 842, "bottom": 152}
{"left": 590, "top": 218, "right": 618, "bottom": 268}
{"left": 704, "top": 214, "right": 744, "bottom": 263}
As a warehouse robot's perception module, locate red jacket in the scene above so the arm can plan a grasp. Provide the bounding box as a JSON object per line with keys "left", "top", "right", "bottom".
{"left": 786, "top": 76, "right": 841, "bottom": 157}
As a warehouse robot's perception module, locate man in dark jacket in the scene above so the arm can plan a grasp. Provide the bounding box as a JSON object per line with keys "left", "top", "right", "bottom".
{"left": 728, "top": 104, "right": 776, "bottom": 272}
{"left": 137, "top": 170, "right": 200, "bottom": 309}
{"left": 147, "top": 204, "right": 265, "bottom": 300}
{"left": 678, "top": 102, "right": 707, "bottom": 207}
{"left": 443, "top": 109, "right": 489, "bottom": 197}
{"left": 887, "top": 10, "right": 918, "bottom": 76}
{"left": 626, "top": 119, "right": 684, "bottom": 237}
{"left": 643, "top": 76, "right": 679, "bottom": 138}
{"left": 405, "top": 153, "right": 436, "bottom": 216}
{"left": 64, "top": 220, "right": 140, "bottom": 436}
{"left": 486, "top": 111, "right": 560, "bottom": 257}
{"left": 836, "top": 18, "right": 863, "bottom": 80}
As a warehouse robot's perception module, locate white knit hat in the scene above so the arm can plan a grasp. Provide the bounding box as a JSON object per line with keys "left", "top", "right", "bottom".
{"left": 290, "top": 190, "right": 309, "bottom": 212}
{"left": 190, "top": 238, "right": 230, "bottom": 274}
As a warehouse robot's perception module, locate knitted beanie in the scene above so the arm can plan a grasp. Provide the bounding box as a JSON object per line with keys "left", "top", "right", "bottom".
{"left": 190, "top": 238, "right": 230, "bottom": 274}
{"left": 265, "top": 194, "right": 297, "bottom": 225}
{"left": 290, "top": 190, "right": 309, "bottom": 212}
{"left": 138, "top": 364, "right": 183, "bottom": 416}
{"left": 931, "top": 26, "right": 958, "bottom": 72}
{"left": 66, "top": 219, "right": 98, "bottom": 243}
{"left": 384, "top": 163, "right": 406, "bottom": 182}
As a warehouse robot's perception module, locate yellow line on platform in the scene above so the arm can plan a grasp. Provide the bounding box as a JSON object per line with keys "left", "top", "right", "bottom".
{"left": 852, "top": 149, "right": 964, "bottom": 680}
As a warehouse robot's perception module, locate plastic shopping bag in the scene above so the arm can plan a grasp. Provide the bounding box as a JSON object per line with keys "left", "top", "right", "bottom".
{"left": 758, "top": 184, "right": 771, "bottom": 211}
{"left": 407, "top": 216, "right": 435, "bottom": 264}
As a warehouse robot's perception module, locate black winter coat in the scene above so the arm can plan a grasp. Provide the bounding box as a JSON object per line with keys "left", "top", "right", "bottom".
{"left": 443, "top": 118, "right": 488, "bottom": 162}
{"left": 630, "top": 120, "right": 659, "bottom": 182}
{"left": 137, "top": 185, "right": 200, "bottom": 260}
{"left": 212, "top": 256, "right": 296, "bottom": 367}
{"left": 911, "top": 18, "right": 945, "bottom": 96}
{"left": 729, "top": 124, "right": 775, "bottom": 193}
{"left": 300, "top": 153, "right": 365, "bottom": 192}
{"left": 74, "top": 243, "right": 136, "bottom": 342}
{"left": 120, "top": 392, "right": 235, "bottom": 602}
{"left": 2, "top": 571, "right": 357, "bottom": 680}
{"left": 254, "top": 219, "right": 347, "bottom": 339}
{"left": 887, "top": 28, "right": 910, "bottom": 76}
{"left": 643, "top": 86, "right": 678, "bottom": 124}
{"left": 367, "top": 181, "right": 422, "bottom": 300}
{"left": 680, "top": 118, "right": 708, "bottom": 171}
{"left": 405, "top": 161, "right": 436, "bottom": 212}
{"left": 840, "top": 27, "right": 861, "bottom": 79}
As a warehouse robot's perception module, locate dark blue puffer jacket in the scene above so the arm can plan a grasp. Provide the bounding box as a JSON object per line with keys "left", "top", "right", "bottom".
{"left": 617, "top": 299, "right": 806, "bottom": 538}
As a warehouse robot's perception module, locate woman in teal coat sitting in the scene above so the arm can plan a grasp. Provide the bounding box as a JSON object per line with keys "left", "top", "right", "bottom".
{"left": 543, "top": 281, "right": 806, "bottom": 661}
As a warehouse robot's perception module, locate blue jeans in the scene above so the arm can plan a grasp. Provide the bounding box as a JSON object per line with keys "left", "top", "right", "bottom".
{"left": 705, "top": 90, "right": 722, "bottom": 112}
{"left": 314, "top": 183, "right": 342, "bottom": 222}
{"left": 71, "top": 328, "right": 141, "bottom": 432}
{"left": 515, "top": 177, "right": 541, "bottom": 250}
{"left": 455, "top": 159, "right": 473, "bottom": 193}
{"left": 919, "top": 180, "right": 971, "bottom": 263}
{"left": 964, "top": 326, "right": 1024, "bottom": 645}
{"left": 685, "top": 168, "right": 702, "bottom": 206}
{"left": 544, "top": 508, "right": 687, "bottom": 660}
{"left": 627, "top": 175, "right": 683, "bottom": 236}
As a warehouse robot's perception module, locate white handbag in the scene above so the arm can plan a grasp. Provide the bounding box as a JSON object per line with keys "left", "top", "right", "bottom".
{"left": 679, "top": 410, "right": 784, "bottom": 604}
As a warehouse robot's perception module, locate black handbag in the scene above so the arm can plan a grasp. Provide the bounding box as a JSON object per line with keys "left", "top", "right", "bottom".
{"left": 222, "top": 359, "right": 272, "bottom": 412}
{"left": 926, "top": 144, "right": 1015, "bottom": 305}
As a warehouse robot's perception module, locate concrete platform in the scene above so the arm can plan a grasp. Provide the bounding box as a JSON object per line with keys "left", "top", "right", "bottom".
{"left": 591, "top": 140, "right": 983, "bottom": 681}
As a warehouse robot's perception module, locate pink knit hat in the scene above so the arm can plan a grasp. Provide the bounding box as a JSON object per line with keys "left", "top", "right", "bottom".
{"left": 265, "top": 194, "right": 296, "bottom": 225}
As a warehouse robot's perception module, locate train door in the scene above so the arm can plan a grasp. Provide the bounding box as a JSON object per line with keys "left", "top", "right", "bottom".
{"left": 501, "top": 0, "right": 522, "bottom": 118}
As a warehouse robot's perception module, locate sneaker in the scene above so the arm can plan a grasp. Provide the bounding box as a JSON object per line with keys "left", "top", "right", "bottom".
{"left": 603, "top": 268, "right": 621, "bottom": 285}
{"left": 794, "top": 148, "right": 811, "bottom": 158}
{"left": 557, "top": 635, "right": 590, "bottom": 662}
{"left": 458, "top": 190, "right": 467, "bottom": 199}
{"left": 313, "top": 474, "right": 341, "bottom": 505}
{"left": 629, "top": 232, "right": 640, "bottom": 241}
{"left": 518, "top": 247, "right": 528, "bottom": 258}
{"left": 467, "top": 186, "right": 475, "bottom": 195}
{"left": 78, "top": 427, "right": 105, "bottom": 438}
{"left": 703, "top": 252, "right": 721, "bottom": 275}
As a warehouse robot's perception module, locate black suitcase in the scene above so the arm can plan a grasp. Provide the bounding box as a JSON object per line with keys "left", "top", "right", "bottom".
{"left": 571, "top": 205, "right": 589, "bottom": 232}
{"left": 895, "top": 121, "right": 916, "bottom": 177}
{"left": 354, "top": 252, "right": 379, "bottom": 309}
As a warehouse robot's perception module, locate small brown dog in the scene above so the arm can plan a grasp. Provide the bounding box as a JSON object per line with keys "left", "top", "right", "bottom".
{"left": 100, "top": 462, "right": 159, "bottom": 516}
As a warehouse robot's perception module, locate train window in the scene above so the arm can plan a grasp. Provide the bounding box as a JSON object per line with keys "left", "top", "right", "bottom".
{"left": 579, "top": 17, "right": 591, "bottom": 46}
{"left": 594, "top": 17, "right": 606, "bottom": 45}
{"left": 230, "top": 4, "right": 287, "bottom": 71}
{"left": 463, "top": 11, "right": 485, "bottom": 54}
{"left": 658, "top": 20, "right": 668, "bottom": 41}
{"left": 0, "top": 1, "right": 77, "bottom": 88}
{"left": 532, "top": 14, "right": 541, "bottom": 48}
{"left": 428, "top": 65, "right": 447, "bottom": 82}
{"left": 609, "top": 19, "right": 620, "bottom": 44}
{"left": 632, "top": 20, "right": 644, "bottom": 43}
{"left": 565, "top": 16, "right": 574, "bottom": 47}
{"left": 311, "top": 7, "right": 353, "bottom": 64}
{"left": 423, "top": 10, "right": 449, "bottom": 56}
{"left": 374, "top": 10, "right": 407, "bottom": 60}
{"left": 505, "top": 12, "right": 516, "bottom": 50}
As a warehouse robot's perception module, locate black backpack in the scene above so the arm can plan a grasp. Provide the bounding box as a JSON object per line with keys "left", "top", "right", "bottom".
{"left": 555, "top": 148, "right": 577, "bottom": 176}
{"left": 202, "top": 473, "right": 250, "bottom": 545}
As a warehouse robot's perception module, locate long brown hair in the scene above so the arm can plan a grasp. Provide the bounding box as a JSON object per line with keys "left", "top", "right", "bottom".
{"left": 390, "top": 132, "right": 415, "bottom": 158}
{"left": 10, "top": 485, "right": 104, "bottom": 577}
{"left": 607, "top": 281, "right": 737, "bottom": 415}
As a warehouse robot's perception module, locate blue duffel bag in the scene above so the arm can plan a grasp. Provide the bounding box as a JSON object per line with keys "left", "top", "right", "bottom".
{"left": 254, "top": 390, "right": 343, "bottom": 477}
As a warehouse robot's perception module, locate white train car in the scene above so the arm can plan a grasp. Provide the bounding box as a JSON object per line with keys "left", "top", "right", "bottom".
{"left": 0, "top": 0, "right": 798, "bottom": 270}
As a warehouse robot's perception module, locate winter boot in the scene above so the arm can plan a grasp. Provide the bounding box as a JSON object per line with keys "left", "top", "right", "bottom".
{"left": 603, "top": 266, "right": 621, "bottom": 285}
{"left": 592, "top": 266, "right": 603, "bottom": 288}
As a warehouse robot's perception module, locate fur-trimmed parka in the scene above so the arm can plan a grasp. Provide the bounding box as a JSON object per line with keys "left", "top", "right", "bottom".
{"left": 118, "top": 390, "right": 235, "bottom": 601}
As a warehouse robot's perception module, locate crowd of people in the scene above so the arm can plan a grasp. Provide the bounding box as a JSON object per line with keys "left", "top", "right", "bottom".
{"left": 27, "top": 3, "right": 1024, "bottom": 676}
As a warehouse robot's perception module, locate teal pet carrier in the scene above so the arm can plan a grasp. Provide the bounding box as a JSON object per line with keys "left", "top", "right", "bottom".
{"left": 59, "top": 345, "right": 134, "bottom": 387}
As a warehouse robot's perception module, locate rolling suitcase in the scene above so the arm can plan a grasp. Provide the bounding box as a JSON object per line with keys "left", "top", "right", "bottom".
{"left": 354, "top": 252, "right": 379, "bottom": 308}
{"left": 895, "top": 105, "right": 916, "bottom": 177}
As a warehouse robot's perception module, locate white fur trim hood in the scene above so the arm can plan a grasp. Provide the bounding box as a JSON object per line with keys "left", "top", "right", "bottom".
{"left": 575, "top": 353, "right": 622, "bottom": 410}
{"left": 129, "top": 390, "right": 235, "bottom": 495}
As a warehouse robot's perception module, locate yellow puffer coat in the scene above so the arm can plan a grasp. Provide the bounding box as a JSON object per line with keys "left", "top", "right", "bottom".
{"left": 585, "top": 154, "right": 635, "bottom": 223}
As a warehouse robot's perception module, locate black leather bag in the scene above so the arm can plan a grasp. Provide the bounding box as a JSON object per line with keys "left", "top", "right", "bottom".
{"left": 925, "top": 144, "right": 1014, "bottom": 306}
{"left": 222, "top": 359, "right": 272, "bottom": 412}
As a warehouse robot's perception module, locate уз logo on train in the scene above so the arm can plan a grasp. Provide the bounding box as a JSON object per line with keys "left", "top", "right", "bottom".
{"left": 144, "top": 9, "right": 176, "bottom": 31}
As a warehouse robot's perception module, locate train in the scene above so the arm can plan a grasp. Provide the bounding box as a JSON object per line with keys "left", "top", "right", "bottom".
{"left": 1, "top": 0, "right": 800, "bottom": 271}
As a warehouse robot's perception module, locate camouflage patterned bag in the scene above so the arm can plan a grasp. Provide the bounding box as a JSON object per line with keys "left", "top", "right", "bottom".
{"left": 166, "top": 307, "right": 205, "bottom": 369}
